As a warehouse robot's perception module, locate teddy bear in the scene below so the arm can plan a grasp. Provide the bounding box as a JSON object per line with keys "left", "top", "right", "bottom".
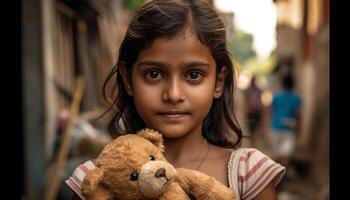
{"left": 81, "top": 129, "right": 235, "bottom": 200}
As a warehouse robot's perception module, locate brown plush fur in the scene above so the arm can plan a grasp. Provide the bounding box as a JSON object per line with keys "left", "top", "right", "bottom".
{"left": 81, "top": 129, "right": 235, "bottom": 200}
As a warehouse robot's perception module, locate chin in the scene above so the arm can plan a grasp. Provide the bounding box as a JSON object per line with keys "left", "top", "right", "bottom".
{"left": 153, "top": 125, "right": 190, "bottom": 139}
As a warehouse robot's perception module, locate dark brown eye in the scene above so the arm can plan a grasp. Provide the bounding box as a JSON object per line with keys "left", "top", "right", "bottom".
{"left": 149, "top": 155, "right": 155, "bottom": 161}
{"left": 186, "top": 71, "right": 203, "bottom": 80}
{"left": 146, "top": 71, "right": 160, "bottom": 79}
{"left": 189, "top": 72, "right": 199, "bottom": 79}
{"left": 130, "top": 172, "right": 139, "bottom": 181}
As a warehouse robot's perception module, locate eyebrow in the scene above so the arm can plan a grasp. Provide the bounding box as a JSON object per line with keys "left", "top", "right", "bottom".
{"left": 137, "top": 60, "right": 210, "bottom": 69}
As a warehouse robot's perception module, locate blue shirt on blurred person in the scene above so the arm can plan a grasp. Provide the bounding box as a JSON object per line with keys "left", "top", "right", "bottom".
{"left": 270, "top": 91, "right": 302, "bottom": 132}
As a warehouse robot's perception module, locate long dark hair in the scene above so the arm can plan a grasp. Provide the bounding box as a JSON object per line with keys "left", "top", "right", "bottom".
{"left": 102, "top": 0, "right": 242, "bottom": 148}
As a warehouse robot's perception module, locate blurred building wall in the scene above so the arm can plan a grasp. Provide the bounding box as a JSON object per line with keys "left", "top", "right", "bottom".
{"left": 22, "top": 0, "right": 128, "bottom": 199}
{"left": 22, "top": 0, "right": 46, "bottom": 198}
{"left": 274, "top": 0, "right": 329, "bottom": 191}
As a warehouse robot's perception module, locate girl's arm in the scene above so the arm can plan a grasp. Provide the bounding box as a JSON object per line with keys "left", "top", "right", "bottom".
{"left": 251, "top": 181, "right": 278, "bottom": 200}
{"left": 251, "top": 172, "right": 282, "bottom": 200}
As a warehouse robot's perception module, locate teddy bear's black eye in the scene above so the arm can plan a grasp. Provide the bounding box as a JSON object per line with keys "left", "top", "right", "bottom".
{"left": 130, "top": 172, "right": 139, "bottom": 181}
{"left": 149, "top": 155, "right": 155, "bottom": 161}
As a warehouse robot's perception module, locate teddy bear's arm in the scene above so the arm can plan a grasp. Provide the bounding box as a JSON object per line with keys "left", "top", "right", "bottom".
{"left": 158, "top": 182, "right": 191, "bottom": 200}
{"left": 175, "top": 168, "right": 235, "bottom": 200}
{"left": 81, "top": 168, "right": 113, "bottom": 200}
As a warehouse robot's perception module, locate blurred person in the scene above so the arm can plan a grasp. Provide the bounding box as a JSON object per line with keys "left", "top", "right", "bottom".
{"left": 243, "top": 76, "right": 264, "bottom": 147}
{"left": 66, "top": 0, "right": 286, "bottom": 199}
{"left": 267, "top": 74, "right": 303, "bottom": 167}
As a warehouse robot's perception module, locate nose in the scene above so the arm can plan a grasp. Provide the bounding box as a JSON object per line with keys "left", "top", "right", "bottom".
{"left": 162, "top": 78, "right": 185, "bottom": 104}
{"left": 155, "top": 168, "right": 166, "bottom": 178}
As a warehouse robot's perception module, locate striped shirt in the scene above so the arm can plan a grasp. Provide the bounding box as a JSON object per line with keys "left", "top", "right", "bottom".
{"left": 65, "top": 160, "right": 96, "bottom": 200}
{"left": 66, "top": 148, "right": 285, "bottom": 200}
{"left": 228, "top": 148, "right": 285, "bottom": 200}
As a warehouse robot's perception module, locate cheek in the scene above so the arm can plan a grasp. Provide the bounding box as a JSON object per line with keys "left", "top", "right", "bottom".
{"left": 187, "top": 77, "right": 216, "bottom": 112}
{"left": 133, "top": 85, "right": 160, "bottom": 107}
{"left": 131, "top": 75, "right": 161, "bottom": 121}
{"left": 133, "top": 72, "right": 156, "bottom": 99}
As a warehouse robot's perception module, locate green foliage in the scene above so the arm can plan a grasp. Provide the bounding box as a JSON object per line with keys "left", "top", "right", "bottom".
{"left": 228, "top": 30, "right": 257, "bottom": 66}
{"left": 245, "top": 53, "right": 277, "bottom": 75}
{"left": 123, "top": 0, "right": 145, "bottom": 11}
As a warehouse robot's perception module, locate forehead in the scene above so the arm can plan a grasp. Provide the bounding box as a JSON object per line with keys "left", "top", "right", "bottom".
{"left": 137, "top": 28, "right": 216, "bottom": 67}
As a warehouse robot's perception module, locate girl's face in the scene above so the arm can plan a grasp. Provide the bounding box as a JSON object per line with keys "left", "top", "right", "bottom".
{"left": 122, "top": 29, "right": 226, "bottom": 138}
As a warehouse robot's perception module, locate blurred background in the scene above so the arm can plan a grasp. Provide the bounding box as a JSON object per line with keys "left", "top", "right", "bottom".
{"left": 22, "top": 0, "right": 329, "bottom": 199}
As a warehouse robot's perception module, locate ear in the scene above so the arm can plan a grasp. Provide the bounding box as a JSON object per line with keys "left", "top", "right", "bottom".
{"left": 137, "top": 129, "right": 165, "bottom": 152}
{"left": 118, "top": 61, "right": 133, "bottom": 96}
{"left": 214, "top": 66, "right": 228, "bottom": 99}
{"left": 81, "top": 168, "right": 113, "bottom": 200}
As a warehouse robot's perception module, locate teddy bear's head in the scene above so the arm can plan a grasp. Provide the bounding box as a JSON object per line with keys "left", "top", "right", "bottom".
{"left": 81, "top": 129, "right": 176, "bottom": 200}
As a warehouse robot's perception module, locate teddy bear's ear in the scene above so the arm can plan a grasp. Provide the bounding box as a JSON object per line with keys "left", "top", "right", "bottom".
{"left": 82, "top": 168, "right": 113, "bottom": 200}
{"left": 137, "top": 129, "right": 165, "bottom": 152}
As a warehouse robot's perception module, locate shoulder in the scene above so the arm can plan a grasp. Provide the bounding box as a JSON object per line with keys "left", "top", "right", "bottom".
{"left": 228, "top": 148, "right": 285, "bottom": 200}
{"left": 271, "top": 93, "right": 281, "bottom": 104}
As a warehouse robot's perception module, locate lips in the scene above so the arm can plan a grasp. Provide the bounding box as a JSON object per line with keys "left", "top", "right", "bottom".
{"left": 157, "top": 111, "right": 190, "bottom": 120}
{"left": 158, "top": 110, "right": 190, "bottom": 122}
{"left": 158, "top": 111, "right": 189, "bottom": 115}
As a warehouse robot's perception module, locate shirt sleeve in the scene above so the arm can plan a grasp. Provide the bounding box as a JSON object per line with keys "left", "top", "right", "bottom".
{"left": 237, "top": 148, "right": 285, "bottom": 200}
{"left": 65, "top": 160, "right": 96, "bottom": 200}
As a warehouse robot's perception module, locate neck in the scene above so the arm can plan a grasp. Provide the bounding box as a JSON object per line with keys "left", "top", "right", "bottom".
{"left": 163, "top": 124, "right": 206, "bottom": 168}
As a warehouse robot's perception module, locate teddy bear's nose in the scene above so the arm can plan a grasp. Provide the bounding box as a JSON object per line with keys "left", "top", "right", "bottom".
{"left": 155, "top": 168, "right": 166, "bottom": 178}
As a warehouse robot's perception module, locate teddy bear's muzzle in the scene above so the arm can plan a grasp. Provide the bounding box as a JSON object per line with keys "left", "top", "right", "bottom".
{"left": 155, "top": 168, "right": 166, "bottom": 178}
{"left": 138, "top": 160, "right": 176, "bottom": 198}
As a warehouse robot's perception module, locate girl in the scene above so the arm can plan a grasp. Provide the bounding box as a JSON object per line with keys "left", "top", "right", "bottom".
{"left": 66, "top": 0, "right": 285, "bottom": 199}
